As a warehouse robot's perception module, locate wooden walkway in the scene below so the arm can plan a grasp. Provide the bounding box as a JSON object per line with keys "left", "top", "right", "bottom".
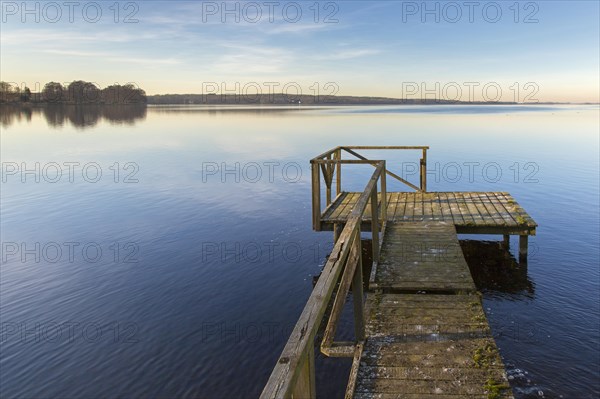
{"left": 322, "top": 192, "right": 537, "bottom": 236}
{"left": 347, "top": 222, "right": 513, "bottom": 398}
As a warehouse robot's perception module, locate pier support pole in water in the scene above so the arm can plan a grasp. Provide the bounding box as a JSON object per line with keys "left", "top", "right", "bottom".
{"left": 519, "top": 235, "right": 528, "bottom": 263}
{"left": 502, "top": 235, "right": 510, "bottom": 250}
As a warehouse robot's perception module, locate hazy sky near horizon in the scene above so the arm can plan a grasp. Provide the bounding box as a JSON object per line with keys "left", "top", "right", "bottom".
{"left": 1, "top": 0, "right": 598, "bottom": 102}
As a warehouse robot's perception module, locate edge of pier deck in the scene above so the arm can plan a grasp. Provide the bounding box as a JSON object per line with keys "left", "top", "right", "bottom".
{"left": 320, "top": 191, "right": 537, "bottom": 237}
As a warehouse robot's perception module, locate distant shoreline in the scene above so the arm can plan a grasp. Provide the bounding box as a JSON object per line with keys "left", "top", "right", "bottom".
{"left": 146, "top": 93, "right": 595, "bottom": 105}
{"left": 2, "top": 97, "right": 595, "bottom": 106}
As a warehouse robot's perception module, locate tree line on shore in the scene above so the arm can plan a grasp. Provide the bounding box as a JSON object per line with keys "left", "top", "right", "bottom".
{"left": 0, "top": 81, "right": 147, "bottom": 104}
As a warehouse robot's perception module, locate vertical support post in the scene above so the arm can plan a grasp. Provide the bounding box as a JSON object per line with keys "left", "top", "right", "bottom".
{"left": 311, "top": 162, "right": 321, "bottom": 231}
{"left": 519, "top": 235, "right": 528, "bottom": 263}
{"left": 325, "top": 156, "right": 332, "bottom": 207}
{"left": 335, "top": 148, "right": 342, "bottom": 196}
{"left": 420, "top": 148, "right": 427, "bottom": 192}
{"left": 380, "top": 161, "right": 387, "bottom": 223}
{"left": 333, "top": 223, "right": 343, "bottom": 243}
{"left": 370, "top": 189, "right": 380, "bottom": 264}
{"left": 292, "top": 344, "right": 316, "bottom": 399}
{"left": 502, "top": 235, "right": 510, "bottom": 250}
{"left": 352, "top": 231, "right": 365, "bottom": 341}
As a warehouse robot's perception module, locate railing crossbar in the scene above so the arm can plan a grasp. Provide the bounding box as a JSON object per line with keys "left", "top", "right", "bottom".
{"left": 341, "top": 147, "right": 421, "bottom": 191}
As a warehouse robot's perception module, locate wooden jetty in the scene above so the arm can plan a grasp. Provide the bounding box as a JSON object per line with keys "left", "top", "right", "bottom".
{"left": 261, "top": 147, "right": 537, "bottom": 399}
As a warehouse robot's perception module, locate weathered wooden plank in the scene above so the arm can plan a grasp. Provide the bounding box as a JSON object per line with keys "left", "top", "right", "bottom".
{"left": 311, "top": 163, "right": 321, "bottom": 230}
{"left": 460, "top": 192, "right": 486, "bottom": 226}
{"left": 324, "top": 192, "right": 349, "bottom": 220}
{"left": 335, "top": 149, "right": 342, "bottom": 195}
{"left": 375, "top": 222, "right": 476, "bottom": 292}
{"left": 355, "top": 378, "right": 506, "bottom": 395}
{"left": 435, "top": 193, "right": 451, "bottom": 221}
{"left": 441, "top": 192, "right": 464, "bottom": 225}
{"left": 360, "top": 338, "right": 504, "bottom": 368}
{"left": 451, "top": 192, "right": 476, "bottom": 225}
{"left": 354, "top": 393, "right": 509, "bottom": 399}
{"left": 385, "top": 193, "right": 399, "bottom": 222}
{"left": 430, "top": 193, "right": 443, "bottom": 221}
{"left": 311, "top": 146, "right": 341, "bottom": 161}
{"left": 413, "top": 192, "right": 424, "bottom": 221}
{"left": 343, "top": 146, "right": 429, "bottom": 150}
{"left": 371, "top": 189, "right": 381, "bottom": 263}
{"left": 497, "top": 192, "right": 537, "bottom": 229}
{"left": 357, "top": 366, "right": 508, "bottom": 381}
{"left": 344, "top": 342, "right": 365, "bottom": 399}
{"left": 487, "top": 192, "right": 517, "bottom": 225}
{"left": 469, "top": 192, "right": 500, "bottom": 226}
{"left": 394, "top": 192, "right": 404, "bottom": 220}
{"left": 394, "top": 193, "right": 408, "bottom": 222}
{"left": 292, "top": 347, "right": 316, "bottom": 398}
{"left": 322, "top": 228, "right": 361, "bottom": 356}
{"left": 339, "top": 193, "right": 360, "bottom": 220}
{"left": 467, "top": 193, "right": 494, "bottom": 225}
{"left": 422, "top": 192, "right": 434, "bottom": 221}
{"left": 377, "top": 294, "right": 476, "bottom": 306}
{"left": 403, "top": 193, "right": 414, "bottom": 221}
{"left": 480, "top": 192, "right": 512, "bottom": 226}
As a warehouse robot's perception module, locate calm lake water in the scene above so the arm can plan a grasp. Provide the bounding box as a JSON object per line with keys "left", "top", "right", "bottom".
{"left": 1, "top": 104, "right": 598, "bottom": 398}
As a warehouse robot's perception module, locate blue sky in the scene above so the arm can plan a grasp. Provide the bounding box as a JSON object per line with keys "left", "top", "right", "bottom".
{"left": 1, "top": 0, "right": 598, "bottom": 102}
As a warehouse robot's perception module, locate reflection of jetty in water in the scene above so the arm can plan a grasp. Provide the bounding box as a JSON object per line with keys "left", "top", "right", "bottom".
{"left": 1, "top": 104, "right": 147, "bottom": 129}
{"left": 460, "top": 239, "right": 535, "bottom": 298}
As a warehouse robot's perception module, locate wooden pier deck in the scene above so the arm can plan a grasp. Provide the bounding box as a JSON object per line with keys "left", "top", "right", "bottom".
{"left": 261, "top": 147, "right": 534, "bottom": 399}
{"left": 348, "top": 222, "right": 512, "bottom": 398}
{"left": 322, "top": 192, "right": 537, "bottom": 236}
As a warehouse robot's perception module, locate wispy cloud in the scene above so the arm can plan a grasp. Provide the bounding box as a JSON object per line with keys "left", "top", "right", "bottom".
{"left": 209, "top": 43, "right": 295, "bottom": 74}
{"left": 0, "top": 29, "right": 163, "bottom": 45}
{"left": 319, "top": 49, "right": 382, "bottom": 60}
{"left": 264, "top": 23, "right": 330, "bottom": 35}
{"left": 43, "top": 49, "right": 180, "bottom": 65}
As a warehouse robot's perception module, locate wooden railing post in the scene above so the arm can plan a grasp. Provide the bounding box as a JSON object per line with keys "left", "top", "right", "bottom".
{"left": 352, "top": 231, "right": 365, "bottom": 341}
{"left": 335, "top": 148, "right": 342, "bottom": 196}
{"left": 370, "top": 188, "right": 380, "bottom": 264}
{"left": 311, "top": 162, "right": 321, "bottom": 231}
{"left": 292, "top": 344, "right": 316, "bottom": 399}
{"left": 420, "top": 148, "right": 427, "bottom": 192}
{"left": 325, "top": 156, "right": 332, "bottom": 206}
{"left": 380, "top": 161, "right": 387, "bottom": 222}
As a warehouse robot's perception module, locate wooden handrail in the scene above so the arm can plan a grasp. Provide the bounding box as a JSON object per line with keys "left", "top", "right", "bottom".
{"left": 311, "top": 146, "right": 342, "bottom": 161}
{"left": 340, "top": 145, "right": 429, "bottom": 150}
{"left": 341, "top": 148, "right": 421, "bottom": 191}
{"left": 310, "top": 146, "right": 427, "bottom": 231}
{"left": 261, "top": 162, "right": 387, "bottom": 399}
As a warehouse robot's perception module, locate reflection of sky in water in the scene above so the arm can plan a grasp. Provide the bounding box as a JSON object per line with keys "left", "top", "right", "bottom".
{"left": 1, "top": 105, "right": 598, "bottom": 398}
